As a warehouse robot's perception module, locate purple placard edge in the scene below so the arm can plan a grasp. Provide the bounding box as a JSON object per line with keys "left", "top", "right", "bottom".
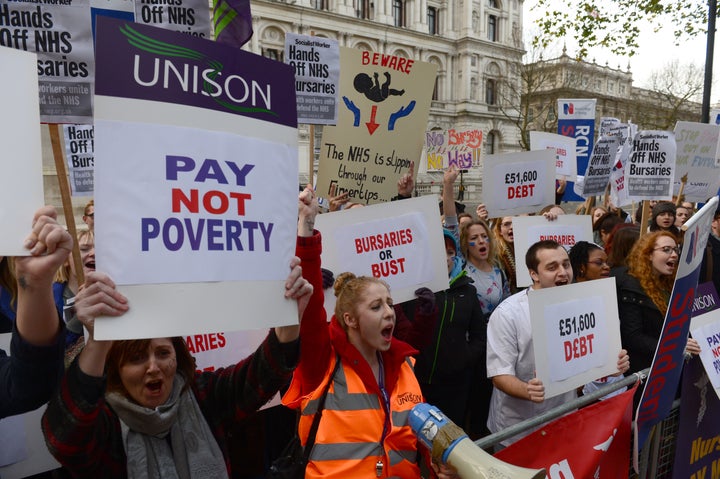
{"left": 94, "top": 16, "right": 297, "bottom": 128}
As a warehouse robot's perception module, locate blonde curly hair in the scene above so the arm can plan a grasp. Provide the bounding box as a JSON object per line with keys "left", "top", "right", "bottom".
{"left": 626, "top": 231, "right": 677, "bottom": 315}
{"left": 333, "top": 272, "right": 390, "bottom": 332}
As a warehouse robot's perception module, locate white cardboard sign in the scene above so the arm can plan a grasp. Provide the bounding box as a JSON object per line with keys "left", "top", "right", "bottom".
{"left": 530, "top": 278, "right": 623, "bottom": 399}
{"left": 482, "top": 149, "right": 557, "bottom": 218}
{"left": 0, "top": 47, "right": 44, "bottom": 256}
{"left": 511, "top": 215, "right": 594, "bottom": 288}
{"left": 690, "top": 308, "right": 720, "bottom": 400}
{"left": 529, "top": 131, "right": 577, "bottom": 179}
{"left": 314, "top": 195, "right": 448, "bottom": 306}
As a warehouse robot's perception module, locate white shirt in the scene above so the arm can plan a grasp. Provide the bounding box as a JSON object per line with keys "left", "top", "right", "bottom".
{"left": 486, "top": 289, "right": 576, "bottom": 446}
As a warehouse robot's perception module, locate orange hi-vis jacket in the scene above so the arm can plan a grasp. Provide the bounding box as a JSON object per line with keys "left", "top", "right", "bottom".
{"left": 284, "top": 347, "right": 424, "bottom": 478}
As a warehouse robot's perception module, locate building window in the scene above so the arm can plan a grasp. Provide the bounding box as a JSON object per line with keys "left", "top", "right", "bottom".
{"left": 486, "top": 131, "right": 497, "bottom": 155}
{"left": 620, "top": 84, "right": 626, "bottom": 95}
{"left": 356, "top": 0, "right": 370, "bottom": 19}
{"left": 488, "top": 0, "right": 499, "bottom": 7}
{"left": 608, "top": 80, "right": 615, "bottom": 93}
{"left": 486, "top": 78, "right": 496, "bottom": 105}
{"left": 471, "top": 55, "right": 477, "bottom": 67}
{"left": 595, "top": 79, "right": 602, "bottom": 90}
{"left": 263, "top": 48, "right": 282, "bottom": 61}
{"left": 432, "top": 77, "right": 439, "bottom": 101}
{"left": 312, "top": 0, "right": 328, "bottom": 10}
{"left": 393, "top": 0, "right": 405, "bottom": 27}
{"left": 488, "top": 15, "right": 498, "bottom": 41}
{"left": 427, "top": 6, "right": 438, "bottom": 34}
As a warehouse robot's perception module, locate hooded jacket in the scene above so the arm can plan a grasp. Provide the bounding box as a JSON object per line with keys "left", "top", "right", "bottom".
{"left": 396, "top": 230, "right": 486, "bottom": 384}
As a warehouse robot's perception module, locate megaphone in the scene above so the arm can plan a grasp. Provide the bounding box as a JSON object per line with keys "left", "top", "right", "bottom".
{"left": 409, "top": 403, "right": 546, "bottom": 479}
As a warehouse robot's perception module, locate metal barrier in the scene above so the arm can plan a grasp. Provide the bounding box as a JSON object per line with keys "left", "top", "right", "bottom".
{"left": 472, "top": 368, "right": 684, "bottom": 478}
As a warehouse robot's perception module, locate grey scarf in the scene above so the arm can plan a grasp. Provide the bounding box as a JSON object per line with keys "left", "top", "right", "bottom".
{"left": 105, "top": 376, "right": 229, "bottom": 479}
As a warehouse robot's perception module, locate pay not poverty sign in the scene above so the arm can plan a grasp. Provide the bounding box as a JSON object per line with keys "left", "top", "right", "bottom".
{"left": 93, "top": 18, "right": 299, "bottom": 340}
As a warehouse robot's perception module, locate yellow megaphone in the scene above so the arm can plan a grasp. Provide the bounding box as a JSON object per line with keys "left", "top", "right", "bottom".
{"left": 410, "top": 403, "right": 546, "bottom": 479}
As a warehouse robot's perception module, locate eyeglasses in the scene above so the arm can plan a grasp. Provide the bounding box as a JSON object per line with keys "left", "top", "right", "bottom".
{"left": 654, "top": 246, "right": 680, "bottom": 256}
{"left": 587, "top": 259, "right": 610, "bottom": 267}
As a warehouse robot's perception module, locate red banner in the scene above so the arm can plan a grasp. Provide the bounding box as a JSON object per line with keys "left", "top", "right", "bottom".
{"left": 495, "top": 384, "right": 637, "bottom": 478}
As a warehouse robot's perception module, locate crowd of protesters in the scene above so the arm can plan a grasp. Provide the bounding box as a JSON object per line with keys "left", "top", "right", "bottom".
{"left": 0, "top": 181, "right": 717, "bottom": 478}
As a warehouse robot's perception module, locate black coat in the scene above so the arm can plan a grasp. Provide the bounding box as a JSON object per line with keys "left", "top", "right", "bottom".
{"left": 612, "top": 266, "right": 665, "bottom": 374}
{"left": 396, "top": 272, "right": 486, "bottom": 384}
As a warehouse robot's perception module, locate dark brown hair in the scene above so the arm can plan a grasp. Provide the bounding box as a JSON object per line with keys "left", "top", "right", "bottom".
{"left": 105, "top": 337, "right": 197, "bottom": 397}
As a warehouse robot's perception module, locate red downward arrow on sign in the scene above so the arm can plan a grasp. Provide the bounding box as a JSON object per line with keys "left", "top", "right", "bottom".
{"left": 366, "top": 105, "right": 379, "bottom": 135}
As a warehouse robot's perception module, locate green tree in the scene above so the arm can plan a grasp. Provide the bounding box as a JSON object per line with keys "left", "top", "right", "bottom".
{"left": 531, "top": 0, "right": 714, "bottom": 59}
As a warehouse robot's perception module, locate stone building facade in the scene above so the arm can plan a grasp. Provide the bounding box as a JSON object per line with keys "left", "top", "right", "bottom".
{"left": 247, "top": 0, "right": 526, "bottom": 206}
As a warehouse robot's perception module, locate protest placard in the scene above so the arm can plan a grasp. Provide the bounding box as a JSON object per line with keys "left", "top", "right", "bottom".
{"left": 285, "top": 32, "right": 340, "bottom": 125}
{"left": 599, "top": 116, "right": 620, "bottom": 136}
{"left": 673, "top": 121, "right": 720, "bottom": 202}
{"left": 530, "top": 278, "right": 622, "bottom": 398}
{"left": 689, "top": 308, "right": 720, "bottom": 400}
{"left": 671, "top": 357, "right": 720, "bottom": 479}
{"left": 482, "top": 149, "right": 556, "bottom": 218}
{"left": 633, "top": 196, "right": 718, "bottom": 470}
{"left": 581, "top": 135, "right": 621, "bottom": 197}
{"left": 133, "top": 0, "right": 210, "bottom": 37}
{"left": 529, "top": 131, "right": 577, "bottom": 179}
{"left": 424, "top": 128, "right": 483, "bottom": 171}
{"left": 63, "top": 124, "right": 94, "bottom": 196}
{"left": 626, "top": 130, "right": 676, "bottom": 200}
{"left": 314, "top": 195, "right": 447, "bottom": 305}
{"left": 92, "top": 18, "right": 299, "bottom": 340}
{"left": 557, "top": 98, "right": 596, "bottom": 201}
{"left": 608, "top": 122, "right": 636, "bottom": 207}
{"left": 512, "top": 215, "right": 593, "bottom": 288}
{"left": 0, "top": 0, "right": 94, "bottom": 123}
{"left": 0, "top": 47, "right": 44, "bottom": 256}
{"left": 315, "top": 47, "right": 437, "bottom": 204}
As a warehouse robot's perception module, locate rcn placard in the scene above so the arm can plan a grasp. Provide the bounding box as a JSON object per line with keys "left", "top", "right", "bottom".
{"left": 92, "top": 18, "right": 299, "bottom": 339}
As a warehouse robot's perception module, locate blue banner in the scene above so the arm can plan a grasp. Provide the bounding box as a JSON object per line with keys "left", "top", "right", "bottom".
{"left": 557, "top": 99, "right": 596, "bottom": 202}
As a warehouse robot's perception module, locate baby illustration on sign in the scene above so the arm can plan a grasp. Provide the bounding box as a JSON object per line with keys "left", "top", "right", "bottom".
{"left": 353, "top": 71, "right": 405, "bottom": 102}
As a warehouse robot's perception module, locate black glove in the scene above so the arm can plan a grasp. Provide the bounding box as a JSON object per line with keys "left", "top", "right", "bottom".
{"left": 414, "top": 287, "right": 436, "bottom": 315}
{"left": 321, "top": 268, "right": 335, "bottom": 290}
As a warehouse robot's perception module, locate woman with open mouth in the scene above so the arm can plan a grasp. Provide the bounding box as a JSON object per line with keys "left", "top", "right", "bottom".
{"left": 612, "top": 231, "right": 700, "bottom": 376}
{"left": 41, "top": 205, "right": 315, "bottom": 478}
{"left": 281, "top": 186, "right": 457, "bottom": 479}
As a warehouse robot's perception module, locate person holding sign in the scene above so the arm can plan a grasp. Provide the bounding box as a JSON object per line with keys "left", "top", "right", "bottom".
{"left": 569, "top": 241, "right": 627, "bottom": 399}
{"left": 443, "top": 166, "right": 510, "bottom": 315}
{"left": 613, "top": 231, "right": 700, "bottom": 375}
{"left": 41, "top": 260, "right": 313, "bottom": 477}
{"left": 486, "top": 240, "right": 630, "bottom": 448}
{"left": 1, "top": 206, "right": 70, "bottom": 419}
{"left": 283, "top": 186, "right": 457, "bottom": 478}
